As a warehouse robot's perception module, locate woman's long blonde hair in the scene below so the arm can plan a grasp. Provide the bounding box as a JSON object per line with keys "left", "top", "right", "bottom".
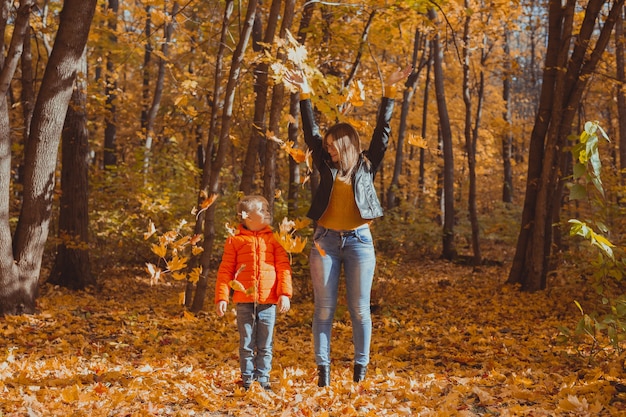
{"left": 324, "top": 123, "right": 361, "bottom": 183}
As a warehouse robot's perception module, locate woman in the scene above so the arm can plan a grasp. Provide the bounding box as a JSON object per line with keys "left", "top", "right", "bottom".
{"left": 285, "top": 65, "right": 411, "bottom": 387}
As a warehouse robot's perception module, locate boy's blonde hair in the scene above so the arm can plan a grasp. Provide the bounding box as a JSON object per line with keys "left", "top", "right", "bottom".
{"left": 237, "top": 195, "right": 269, "bottom": 222}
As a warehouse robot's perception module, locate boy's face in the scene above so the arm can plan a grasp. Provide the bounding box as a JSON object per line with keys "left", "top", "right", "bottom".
{"left": 242, "top": 201, "right": 270, "bottom": 231}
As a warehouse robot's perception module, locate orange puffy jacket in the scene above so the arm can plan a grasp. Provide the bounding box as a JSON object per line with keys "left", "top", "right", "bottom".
{"left": 215, "top": 224, "right": 292, "bottom": 305}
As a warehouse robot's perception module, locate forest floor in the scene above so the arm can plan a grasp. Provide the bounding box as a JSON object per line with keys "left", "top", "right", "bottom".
{"left": 1, "top": 255, "right": 625, "bottom": 416}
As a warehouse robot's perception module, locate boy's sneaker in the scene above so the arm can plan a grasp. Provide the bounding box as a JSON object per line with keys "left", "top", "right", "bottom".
{"left": 260, "top": 381, "right": 272, "bottom": 391}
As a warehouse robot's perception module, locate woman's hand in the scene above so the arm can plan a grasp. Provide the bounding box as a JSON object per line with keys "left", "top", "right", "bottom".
{"left": 386, "top": 65, "right": 413, "bottom": 86}
{"left": 284, "top": 69, "right": 312, "bottom": 94}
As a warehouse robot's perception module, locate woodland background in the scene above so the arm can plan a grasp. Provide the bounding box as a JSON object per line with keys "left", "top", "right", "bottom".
{"left": 1, "top": 0, "right": 626, "bottom": 415}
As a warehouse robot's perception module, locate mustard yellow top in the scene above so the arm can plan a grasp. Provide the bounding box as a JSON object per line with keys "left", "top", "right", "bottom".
{"left": 318, "top": 177, "right": 368, "bottom": 230}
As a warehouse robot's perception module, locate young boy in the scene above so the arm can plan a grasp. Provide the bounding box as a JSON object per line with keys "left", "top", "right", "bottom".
{"left": 215, "top": 195, "right": 292, "bottom": 390}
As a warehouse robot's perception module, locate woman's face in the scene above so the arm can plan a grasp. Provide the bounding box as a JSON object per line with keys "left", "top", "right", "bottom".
{"left": 325, "top": 135, "right": 344, "bottom": 163}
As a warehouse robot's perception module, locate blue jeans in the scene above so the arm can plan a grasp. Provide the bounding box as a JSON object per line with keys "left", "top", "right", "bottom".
{"left": 310, "top": 224, "right": 376, "bottom": 367}
{"left": 236, "top": 303, "right": 276, "bottom": 385}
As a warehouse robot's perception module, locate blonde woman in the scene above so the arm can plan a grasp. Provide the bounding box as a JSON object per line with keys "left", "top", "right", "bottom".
{"left": 285, "top": 66, "right": 411, "bottom": 387}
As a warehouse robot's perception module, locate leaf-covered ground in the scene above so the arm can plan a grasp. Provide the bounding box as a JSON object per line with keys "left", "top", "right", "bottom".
{"left": 1, "top": 258, "right": 625, "bottom": 416}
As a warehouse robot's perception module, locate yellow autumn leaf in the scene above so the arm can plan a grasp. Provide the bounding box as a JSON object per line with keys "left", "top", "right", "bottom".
{"left": 178, "top": 292, "right": 185, "bottom": 305}
{"left": 166, "top": 255, "right": 187, "bottom": 272}
{"left": 174, "top": 94, "right": 188, "bottom": 106}
{"left": 151, "top": 243, "right": 167, "bottom": 259}
{"left": 315, "top": 241, "right": 326, "bottom": 257}
{"left": 171, "top": 272, "right": 186, "bottom": 281}
{"left": 182, "top": 310, "right": 196, "bottom": 321}
{"left": 171, "top": 236, "right": 190, "bottom": 252}
{"left": 293, "top": 218, "right": 311, "bottom": 231}
{"left": 191, "top": 245, "right": 204, "bottom": 256}
{"left": 188, "top": 267, "right": 201, "bottom": 284}
{"left": 229, "top": 280, "right": 246, "bottom": 293}
{"left": 407, "top": 133, "right": 428, "bottom": 148}
{"left": 61, "top": 384, "right": 80, "bottom": 402}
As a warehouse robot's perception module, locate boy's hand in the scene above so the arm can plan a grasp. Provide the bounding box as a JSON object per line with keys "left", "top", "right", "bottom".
{"left": 216, "top": 301, "right": 228, "bottom": 317}
{"left": 277, "top": 295, "right": 290, "bottom": 313}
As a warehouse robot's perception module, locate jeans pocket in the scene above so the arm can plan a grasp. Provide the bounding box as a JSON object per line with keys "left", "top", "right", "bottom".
{"left": 355, "top": 228, "right": 373, "bottom": 244}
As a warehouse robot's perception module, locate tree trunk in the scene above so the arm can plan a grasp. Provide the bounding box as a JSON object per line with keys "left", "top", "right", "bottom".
{"left": 286, "top": 2, "right": 315, "bottom": 216}
{"left": 240, "top": 0, "right": 282, "bottom": 196}
{"left": 141, "top": 5, "right": 152, "bottom": 130}
{"left": 2, "top": 0, "right": 97, "bottom": 315}
{"left": 462, "top": 0, "right": 484, "bottom": 266}
{"left": 616, "top": 8, "right": 626, "bottom": 180}
{"left": 416, "top": 44, "right": 432, "bottom": 205}
{"left": 191, "top": 0, "right": 258, "bottom": 313}
{"left": 508, "top": 0, "right": 623, "bottom": 291}
{"left": 502, "top": 29, "right": 514, "bottom": 203}
{"left": 48, "top": 48, "right": 94, "bottom": 290}
{"left": 387, "top": 27, "right": 422, "bottom": 210}
{"left": 144, "top": 2, "right": 178, "bottom": 172}
{"left": 185, "top": 0, "right": 234, "bottom": 308}
{"left": 264, "top": 0, "right": 296, "bottom": 218}
{"left": 428, "top": 8, "right": 456, "bottom": 260}
{"left": 103, "top": 0, "right": 119, "bottom": 169}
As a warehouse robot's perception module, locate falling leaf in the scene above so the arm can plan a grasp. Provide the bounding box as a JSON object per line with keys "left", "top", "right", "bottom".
{"left": 315, "top": 241, "right": 326, "bottom": 257}
{"left": 166, "top": 255, "right": 187, "bottom": 272}
{"left": 229, "top": 280, "right": 246, "bottom": 293}
{"left": 407, "top": 133, "right": 428, "bottom": 148}
{"left": 171, "top": 272, "right": 186, "bottom": 281}
{"left": 144, "top": 220, "right": 156, "bottom": 240}
{"left": 188, "top": 267, "right": 201, "bottom": 284}
{"left": 151, "top": 243, "right": 167, "bottom": 259}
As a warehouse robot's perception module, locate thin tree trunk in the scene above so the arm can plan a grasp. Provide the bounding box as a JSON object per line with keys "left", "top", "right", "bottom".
{"left": 616, "top": 7, "right": 626, "bottom": 181}
{"left": 264, "top": 0, "right": 296, "bottom": 218}
{"left": 417, "top": 44, "right": 432, "bottom": 204}
{"left": 141, "top": 5, "right": 152, "bottom": 130}
{"left": 462, "top": 4, "right": 482, "bottom": 266}
{"left": 287, "top": 2, "right": 315, "bottom": 216}
{"left": 387, "top": 27, "right": 422, "bottom": 209}
{"left": 240, "top": 0, "right": 282, "bottom": 195}
{"left": 185, "top": 0, "right": 234, "bottom": 307}
{"left": 428, "top": 7, "right": 456, "bottom": 260}
{"left": 48, "top": 48, "right": 93, "bottom": 290}
{"left": 502, "top": 29, "right": 514, "bottom": 203}
{"left": 191, "top": 0, "right": 258, "bottom": 313}
{"left": 144, "top": 2, "right": 178, "bottom": 172}
{"left": 103, "top": 0, "right": 118, "bottom": 169}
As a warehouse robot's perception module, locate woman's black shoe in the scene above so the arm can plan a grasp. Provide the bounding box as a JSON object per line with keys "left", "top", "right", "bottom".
{"left": 317, "top": 365, "right": 330, "bottom": 387}
{"left": 353, "top": 364, "right": 367, "bottom": 382}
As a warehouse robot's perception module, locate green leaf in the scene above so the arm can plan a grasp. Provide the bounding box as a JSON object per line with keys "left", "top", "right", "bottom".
{"left": 568, "top": 183, "right": 587, "bottom": 200}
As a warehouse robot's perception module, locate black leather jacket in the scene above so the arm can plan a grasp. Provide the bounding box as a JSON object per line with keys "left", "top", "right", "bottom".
{"left": 300, "top": 97, "right": 395, "bottom": 221}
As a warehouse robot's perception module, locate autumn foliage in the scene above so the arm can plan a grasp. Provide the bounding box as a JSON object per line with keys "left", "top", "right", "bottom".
{"left": 1, "top": 256, "right": 625, "bottom": 416}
